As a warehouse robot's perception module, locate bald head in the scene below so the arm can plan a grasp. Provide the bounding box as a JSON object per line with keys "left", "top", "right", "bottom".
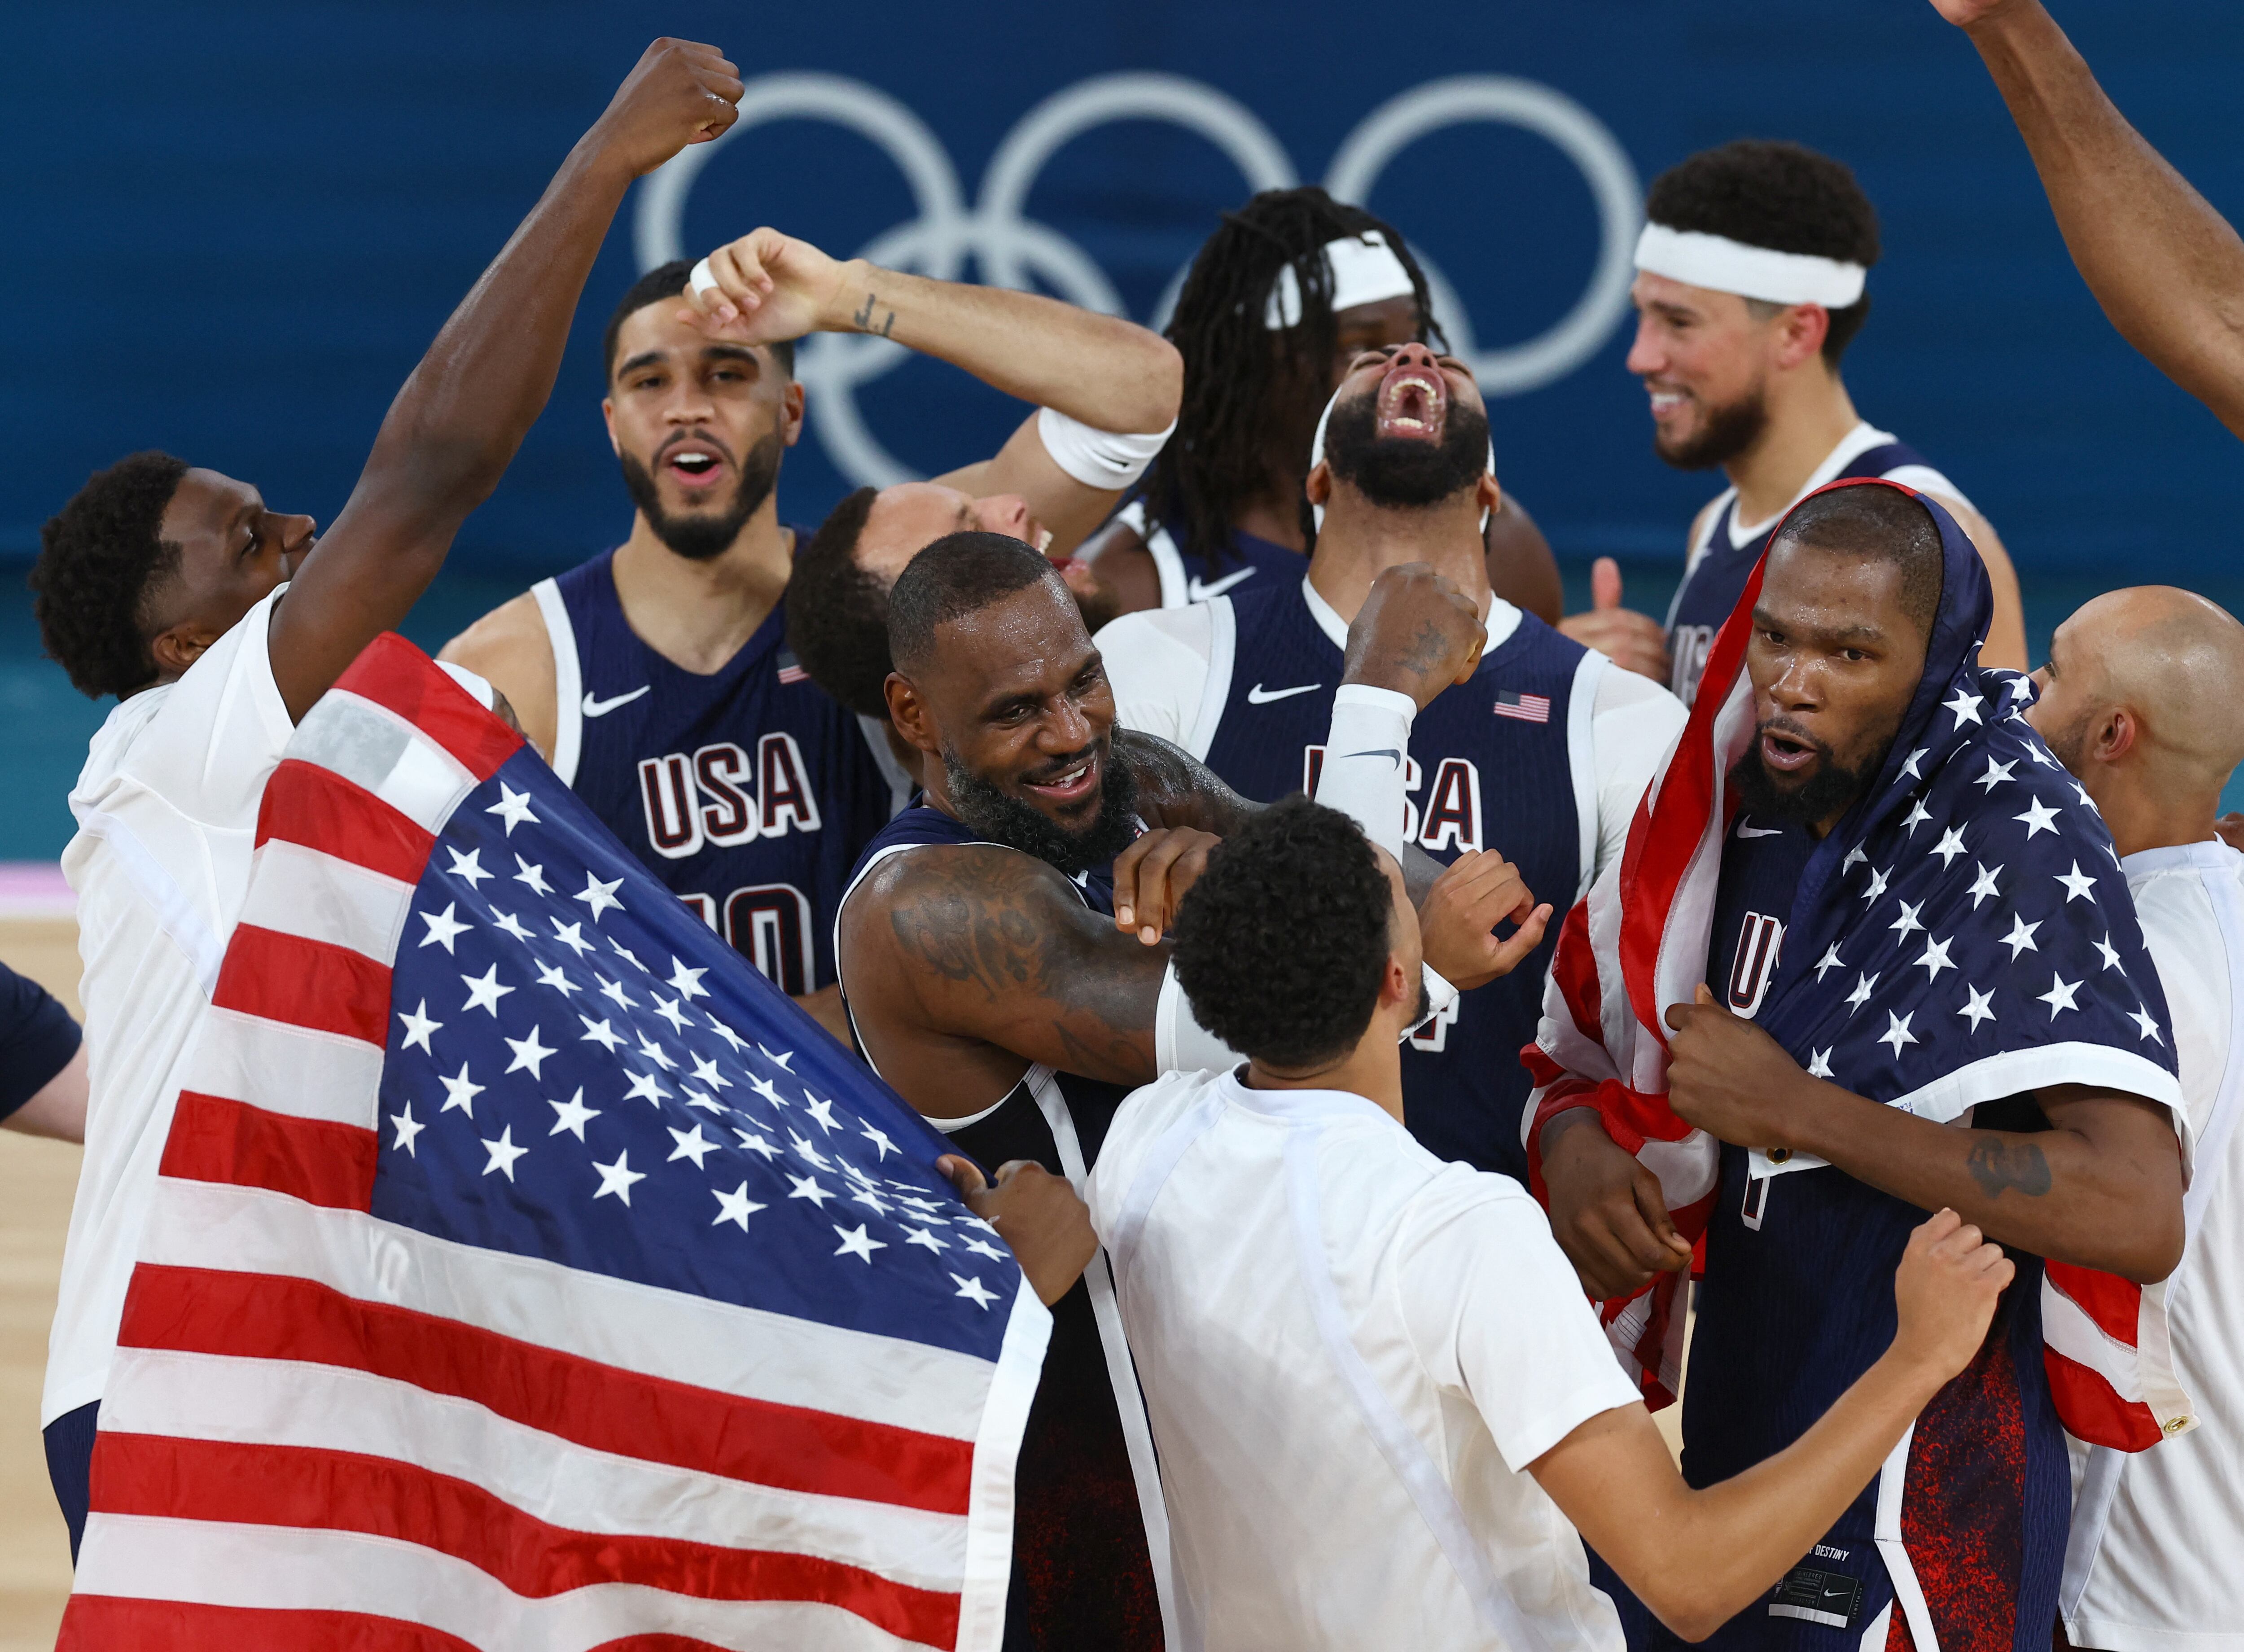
{"left": 2030, "top": 586, "right": 2244, "bottom": 820}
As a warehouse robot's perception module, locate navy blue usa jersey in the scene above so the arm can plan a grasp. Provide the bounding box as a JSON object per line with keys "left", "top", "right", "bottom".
{"left": 533, "top": 546, "right": 906, "bottom": 998}
{"left": 1116, "top": 496, "right": 1306, "bottom": 607}
{"left": 1195, "top": 579, "right": 1601, "bottom": 1181}
{"left": 836, "top": 804, "right": 1164, "bottom": 1652}
{"left": 1666, "top": 437, "right": 1938, "bottom": 707}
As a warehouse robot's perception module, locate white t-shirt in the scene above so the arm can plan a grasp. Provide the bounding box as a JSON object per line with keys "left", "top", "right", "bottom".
{"left": 1087, "top": 1066, "right": 1639, "bottom": 1652}
{"left": 1096, "top": 581, "right": 1685, "bottom": 887}
{"left": 2063, "top": 841, "right": 2244, "bottom": 1652}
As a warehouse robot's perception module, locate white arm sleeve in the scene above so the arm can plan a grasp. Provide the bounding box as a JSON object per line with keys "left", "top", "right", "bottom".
{"left": 1313, "top": 684, "right": 1417, "bottom": 860}
{"left": 1095, "top": 606, "right": 1214, "bottom": 747}
{"left": 1589, "top": 667, "right": 1687, "bottom": 881}
{"left": 1037, "top": 408, "right": 1176, "bottom": 491}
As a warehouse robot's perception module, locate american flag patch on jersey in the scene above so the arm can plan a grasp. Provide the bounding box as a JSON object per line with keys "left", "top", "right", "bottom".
{"left": 1493, "top": 691, "right": 1552, "bottom": 723}
{"left": 777, "top": 651, "right": 809, "bottom": 686}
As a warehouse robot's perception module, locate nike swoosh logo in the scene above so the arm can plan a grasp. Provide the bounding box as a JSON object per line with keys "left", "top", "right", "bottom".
{"left": 1188, "top": 568, "right": 1257, "bottom": 600}
{"left": 1737, "top": 823, "right": 1785, "bottom": 838}
{"left": 1822, "top": 1587, "right": 1852, "bottom": 1601}
{"left": 1246, "top": 681, "right": 1323, "bottom": 705}
{"left": 1339, "top": 748, "right": 1402, "bottom": 767}
{"left": 581, "top": 686, "right": 652, "bottom": 718}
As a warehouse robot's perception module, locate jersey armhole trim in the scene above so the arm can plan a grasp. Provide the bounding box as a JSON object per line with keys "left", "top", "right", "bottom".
{"left": 531, "top": 578, "right": 582, "bottom": 788}
{"left": 1568, "top": 649, "right": 1608, "bottom": 898}
{"left": 1184, "top": 597, "right": 1237, "bottom": 763}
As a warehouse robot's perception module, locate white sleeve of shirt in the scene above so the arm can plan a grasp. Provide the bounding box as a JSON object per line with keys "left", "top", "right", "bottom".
{"left": 1587, "top": 664, "right": 1687, "bottom": 883}
{"left": 1397, "top": 1173, "right": 1643, "bottom": 1472}
{"left": 1095, "top": 604, "right": 1215, "bottom": 747}
{"left": 129, "top": 586, "right": 296, "bottom": 826}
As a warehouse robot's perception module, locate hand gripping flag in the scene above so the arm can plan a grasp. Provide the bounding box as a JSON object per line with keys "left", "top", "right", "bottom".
{"left": 1523, "top": 480, "right": 2194, "bottom": 1452}
{"left": 61, "top": 636, "right": 1050, "bottom": 1651}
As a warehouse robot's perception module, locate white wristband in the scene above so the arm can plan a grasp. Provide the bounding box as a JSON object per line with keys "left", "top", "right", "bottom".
{"left": 1036, "top": 408, "right": 1175, "bottom": 491}
{"left": 1314, "top": 683, "right": 1418, "bottom": 860}
{"left": 1407, "top": 965, "right": 1458, "bottom": 1041}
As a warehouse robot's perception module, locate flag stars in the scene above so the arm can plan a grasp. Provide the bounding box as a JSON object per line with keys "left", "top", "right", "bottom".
{"left": 609, "top": 938, "right": 646, "bottom": 972}
{"left": 503, "top": 1025, "right": 556, "bottom": 1080}
{"left": 1968, "top": 862, "right": 2005, "bottom": 909}
{"left": 2056, "top": 862, "right": 2099, "bottom": 903}
{"left": 905, "top": 1226, "right": 949, "bottom": 1253}
{"left": 398, "top": 1000, "right": 442, "bottom": 1055}
{"left": 1902, "top": 797, "right": 1932, "bottom": 834}
{"left": 652, "top": 995, "right": 691, "bottom": 1035}
{"left": 1889, "top": 900, "right": 1925, "bottom": 940}
{"left": 851, "top": 1185, "right": 892, "bottom": 1216}
{"left": 535, "top": 962, "right": 580, "bottom": 999}
{"left": 1915, "top": 937, "right": 1956, "bottom": 982}
{"left": 636, "top": 1034, "right": 677, "bottom": 1072}
{"left": 2038, "top": 973, "right": 2084, "bottom": 1019}
{"left": 389, "top": 1102, "right": 425, "bottom": 1156}
{"left": 733, "top": 1129, "right": 780, "bottom": 1160}
{"left": 1929, "top": 828, "right": 1967, "bottom": 868}
{"left": 512, "top": 855, "right": 553, "bottom": 897}
{"left": 1877, "top": 1012, "right": 1919, "bottom": 1057}
{"left": 962, "top": 1235, "right": 1008, "bottom": 1262}
{"left": 666, "top": 1123, "right": 718, "bottom": 1169}
{"left": 1813, "top": 945, "right": 1845, "bottom": 982}
{"left": 445, "top": 846, "right": 492, "bottom": 888}
{"left": 1845, "top": 972, "right": 1880, "bottom": 1013}
{"left": 485, "top": 783, "right": 539, "bottom": 835}
{"left": 2015, "top": 797, "right": 2062, "bottom": 839}
{"left": 591, "top": 1151, "right": 646, "bottom": 1205}
{"left": 437, "top": 1062, "right": 484, "bottom": 1117}
{"left": 578, "top": 1014, "right": 623, "bottom": 1053}
{"left": 682, "top": 1089, "right": 724, "bottom": 1115}
{"left": 712, "top": 1183, "right": 766, "bottom": 1233}
{"left": 623, "top": 1072, "right": 671, "bottom": 1107}
{"left": 1842, "top": 846, "right": 1868, "bottom": 872}
{"left": 707, "top": 1017, "right": 749, "bottom": 1053}
{"left": 1959, "top": 985, "right": 1998, "bottom": 1032}
{"left": 805, "top": 1094, "right": 842, "bottom": 1134}
{"left": 789, "top": 1131, "right": 833, "bottom": 1171}
{"left": 548, "top": 1088, "right": 599, "bottom": 1139}
{"left": 860, "top": 1123, "right": 897, "bottom": 1161}
{"left": 480, "top": 1126, "right": 529, "bottom": 1182}
{"left": 787, "top": 1173, "right": 834, "bottom": 1208}
{"left": 597, "top": 977, "right": 637, "bottom": 1012}
{"left": 1863, "top": 867, "right": 1890, "bottom": 905}
{"left": 1899, "top": 748, "right": 1929, "bottom": 780}
{"left": 489, "top": 908, "right": 535, "bottom": 944}
{"left": 747, "top": 1074, "right": 789, "bottom": 1110}
{"left": 1806, "top": 1048, "right": 1834, "bottom": 1079}
{"left": 574, "top": 872, "right": 625, "bottom": 920}
{"left": 2093, "top": 935, "right": 2124, "bottom": 973}
{"left": 833, "top": 1224, "right": 886, "bottom": 1264}
{"left": 1944, "top": 688, "right": 1985, "bottom": 729}
{"left": 689, "top": 1053, "right": 730, "bottom": 1090}
{"left": 758, "top": 1044, "right": 795, "bottom": 1072}
{"left": 669, "top": 960, "right": 710, "bottom": 1002}
{"left": 551, "top": 919, "right": 594, "bottom": 958}
{"left": 951, "top": 1274, "right": 998, "bottom": 1310}
{"left": 1974, "top": 758, "right": 2017, "bottom": 793}
{"left": 418, "top": 903, "right": 469, "bottom": 953}
{"left": 2130, "top": 1004, "right": 2165, "bottom": 1045}
{"left": 460, "top": 963, "right": 513, "bottom": 1017}
{"left": 1999, "top": 915, "right": 2043, "bottom": 960}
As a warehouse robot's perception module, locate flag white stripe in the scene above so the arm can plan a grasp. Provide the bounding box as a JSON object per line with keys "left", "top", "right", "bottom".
{"left": 146, "top": 1176, "right": 998, "bottom": 1440}
{"left": 1886, "top": 1041, "right": 2182, "bottom": 1128}
{"left": 2042, "top": 1278, "right": 2147, "bottom": 1404}
{"left": 239, "top": 838, "right": 415, "bottom": 964}
{"left": 179, "top": 1007, "right": 385, "bottom": 1126}
{"left": 288, "top": 689, "right": 479, "bottom": 837}
{"left": 74, "top": 1514, "right": 936, "bottom": 1652}
{"left": 99, "top": 1346, "right": 969, "bottom": 1589}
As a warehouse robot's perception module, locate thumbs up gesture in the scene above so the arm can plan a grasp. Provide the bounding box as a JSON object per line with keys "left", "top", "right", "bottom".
{"left": 1558, "top": 557, "right": 1672, "bottom": 683}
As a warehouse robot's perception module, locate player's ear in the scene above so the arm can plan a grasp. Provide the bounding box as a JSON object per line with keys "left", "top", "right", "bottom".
{"left": 780, "top": 378, "right": 806, "bottom": 447}
{"left": 1773, "top": 303, "right": 1830, "bottom": 373}
{"left": 885, "top": 672, "right": 938, "bottom": 755}
{"left": 1305, "top": 461, "right": 1334, "bottom": 508}
{"left": 1475, "top": 474, "right": 1502, "bottom": 517}
{"left": 600, "top": 397, "right": 621, "bottom": 456}
{"left": 2099, "top": 705, "right": 2138, "bottom": 763}
{"left": 148, "top": 619, "right": 218, "bottom": 682}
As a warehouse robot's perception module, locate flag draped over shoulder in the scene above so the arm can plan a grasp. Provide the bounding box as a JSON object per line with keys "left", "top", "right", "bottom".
{"left": 62, "top": 636, "right": 1049, "bottom": 1651}
{"left": 1524, "top": 479, "right": 2193, "bottom": 1452}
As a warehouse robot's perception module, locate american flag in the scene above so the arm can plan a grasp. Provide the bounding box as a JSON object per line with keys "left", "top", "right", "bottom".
{"left": 1492, "top": 689, "right": 1551, "bottom": 724}
{"left": 1525, "top": 481, "right": 2193, "bottom": 1452}
{"left": 61, "top": 635, "right": 1049, "bottom": 1650}
{"left": 777, "top": 650, "right": 810, "bottom": 687}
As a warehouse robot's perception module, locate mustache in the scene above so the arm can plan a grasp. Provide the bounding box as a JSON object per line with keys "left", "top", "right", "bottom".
{"left": 1021, "top": 742, "right": 1100, "bottom": 787}
{"left": 653, "top": 428, "right": 737, "bottom": 467}
{"left": 1757, "top": 716, "right": 1836, "bottom": 762}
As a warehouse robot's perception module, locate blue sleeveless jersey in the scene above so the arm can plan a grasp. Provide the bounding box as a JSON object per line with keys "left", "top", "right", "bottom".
{"left": 1118, "top": 495, "right": 1306, "bottom": 607}
{"left": 837, "top": 805, "right": 1163, "bottom": 1652}
{"left": 1196, "top": 580, "right": 1597, "bottom": 1181}
{"left": 534, "top": 546, "right": 905, "bottom": 998}
{"left": 1665, "top": 439, "right": 1929, "bottom": 707}
{"left": 1598, "top": 813, "right": 2067, "bottom": 1652}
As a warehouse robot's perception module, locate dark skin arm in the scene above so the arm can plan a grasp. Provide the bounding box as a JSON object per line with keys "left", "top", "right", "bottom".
{"left": 938, "top": 1154, "right": 1100, "bottom": 1306}
{"left": 266, "top": 40, "right": 743, "bottom": 719}
{"left": 840, "top": 842, "right": 1172, "bottom": 1116}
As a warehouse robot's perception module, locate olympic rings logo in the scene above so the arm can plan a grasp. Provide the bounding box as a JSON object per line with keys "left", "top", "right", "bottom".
{"left": 635, "top": 72, "right": 1641, "bottom": 489}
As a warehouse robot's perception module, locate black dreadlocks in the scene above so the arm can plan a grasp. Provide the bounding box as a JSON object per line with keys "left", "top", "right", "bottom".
{"left": 1144, "top": 187, "right": 1442, "bottom": 571}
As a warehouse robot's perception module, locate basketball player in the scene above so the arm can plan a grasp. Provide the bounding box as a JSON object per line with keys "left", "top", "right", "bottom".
{"left": 1560, "top": 140, "right": 2027, "bottom": 702}
{"left": 1090, "top": 794, "right": 2015, "bottom": 1652}
{"left": 26, "top": 38, "right": 742, "bottom": 1558}
{"left": 0, "top": 961, "right": 85, "bottom": 1143}
{"left": 835, "top": 534, "right": 1541, "bottom": 1652}
{"left": 1930, "top": 0, "right": 2244, "bottom": 439}
{"left": 1066, "top": 186, "right": 1561, "bottom": 627}
{"left": 440, "top": 228, "right": 1179, "bottom": 1043}
{"left": 1095, "top": 339, "right": 1687, "bottom": 1183}
{"left": 2024, "top": 587, "right": 2244, "bottom": 1652}
{"left": 1531, "top": 483, "right": 2185, "bottom": 1652}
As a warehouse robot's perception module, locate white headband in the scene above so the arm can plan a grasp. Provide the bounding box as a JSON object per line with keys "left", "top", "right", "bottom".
{"left": 1308, "top": 380, "right": 1495, "bottom": 533}
{"left": 1265, "top": 231, "right": 1418, "bottom": 330}
{"left": 1633, "top": 221, "right": 1867, "bottom": 309}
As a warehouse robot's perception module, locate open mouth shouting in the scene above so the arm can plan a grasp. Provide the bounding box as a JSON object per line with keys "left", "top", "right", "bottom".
{"left": 657, "top": 434, "right": 734, "bottom": 493}
{"left": 1758, "top": 720, "right": 1828, "bottom": 777}
{"left": 1376, "top": 359, "right": 1449, "bottom": 443}
{"left": 1020, "top": 746, "right": 1103, "bottom": 810}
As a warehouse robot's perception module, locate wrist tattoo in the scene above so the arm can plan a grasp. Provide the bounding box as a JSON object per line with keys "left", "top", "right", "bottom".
{"left": 1964, "top": 1135, "right": 2052, "bottom": 1199}
{"left": 852, "top": 291, "right": 897, "bottom": 338}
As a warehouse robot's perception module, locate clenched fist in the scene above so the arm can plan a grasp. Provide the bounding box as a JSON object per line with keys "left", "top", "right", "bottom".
{"left": 1664, "top": 984, "right": 1817, "bottom": 1151}
{"left": 1891, "top": 1208, "right": 2014, "bottom": 1380}
{"left": 586, "top": 39, "right": 743, "bottom": 180}
{"left": 1343, "top": 564, "right": 1486, "bottom": 711}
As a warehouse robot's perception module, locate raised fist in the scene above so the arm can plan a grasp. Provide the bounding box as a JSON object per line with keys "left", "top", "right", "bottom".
{"left": 587, "top": 38, "right": 743, "bottom": 180}
{"left": 1343, "top": 563, "right": 1486, "bottom": 712}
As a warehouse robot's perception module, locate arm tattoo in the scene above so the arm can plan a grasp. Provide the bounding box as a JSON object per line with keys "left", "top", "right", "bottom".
{"left": 852, "top": 291, "right": 898, "bottom": 339}
{"left": 1397, "top": 618, "right": 1449, "bottom": 678}
{"left": 1964, "top": 1135, "right": 2053, "bottom": 1199}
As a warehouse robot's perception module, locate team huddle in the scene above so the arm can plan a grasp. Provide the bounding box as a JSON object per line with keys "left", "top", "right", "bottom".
{"left": 20, "top": 4, "right": 2244, "bottom": 1649}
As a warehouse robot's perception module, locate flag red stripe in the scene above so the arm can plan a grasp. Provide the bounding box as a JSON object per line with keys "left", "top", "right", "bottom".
{"left": 255, "top": 758, "right": 435, "bottom": 886}
{"left": 2045, "top": 1258, "right": 2144, "bottom": 1347}
{"left": 115, "top": 1266, "right": 977, "bottom": 1516}
{"left": 336, "top": 633, "right": 523, "bottom": 783}
{"left": 2042, "top": 1346, "right": 2165, "bottom": 1452}
{"left": 60, "top": 1597, "right": 482, "bottom": 1652}
{"left": 210, "top": 926, "right": 390, "bottom": 1047}
{"left": 90, "top": 1433, "right": 960, "bottom": 1646}
{"left": 158, "top": 1094, "right": 376, "bottom": 1210}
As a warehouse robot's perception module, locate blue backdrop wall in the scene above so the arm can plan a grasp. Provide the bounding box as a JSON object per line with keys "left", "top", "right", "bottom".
{"left": 7, "top": 0, "right": 2242, "bottom": 581}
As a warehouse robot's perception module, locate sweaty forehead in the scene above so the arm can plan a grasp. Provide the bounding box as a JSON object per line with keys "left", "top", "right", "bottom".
{"left": 1761, "top": 539, "right": 1915, "bottom": 635}
{"left": 923, "top": 581, "right": 1089, "bottom": 698}
{"left": 860, "top": 485, "right": 974, "bottom": 584}
{"left": 610, "top": 303, "right": 777, "bottom": 381}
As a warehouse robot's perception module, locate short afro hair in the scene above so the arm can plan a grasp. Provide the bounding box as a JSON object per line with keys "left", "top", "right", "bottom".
{"left": 1172, "top": 795, "right": 1394, "bottom": 1070}
{"left": 1772, "top": 482, "right": 1945, "bottom": 641}
{"left": 32, "top": 450, "right": 190, "bottom": 699}
{"left": 1645, "top": 140, "right": 1881, "bottom": 366}
{"left": 786, "top": 486, "right": 893, "bottom": 719}
{"left": 602, "top": 259, "right": 796, "bottom": 383}
{"left": 886, "top": 531, "right": 1062, "bottom": 679}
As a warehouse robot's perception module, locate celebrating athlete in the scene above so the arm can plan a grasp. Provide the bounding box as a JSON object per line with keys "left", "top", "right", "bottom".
{"left": 1561, "top": 140, "right": 2026, "bottom": 700}
{"left": 441, "top": 228, "right": 1180, "bottom": 1042}
{"left": 1065, "top": 185, "right": 1561, "bottom": 626}
{"left": 1096, "top": 338, "right": 1685, "bottom": 1181}
{"left": 29, "top": 37, "right": 743, "bottom": 1557}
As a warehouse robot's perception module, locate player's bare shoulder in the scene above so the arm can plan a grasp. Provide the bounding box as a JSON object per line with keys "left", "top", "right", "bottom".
{"left": 439, "top": 591, "right": 558, "bottom": 760}
{"left": 843, "top": 839, "right": 1090, "bottom": 988}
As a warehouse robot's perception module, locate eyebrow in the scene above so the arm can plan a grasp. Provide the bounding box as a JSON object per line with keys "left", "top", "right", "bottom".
{"left": 1753, "top": 607, "right": 1887, "bottom": 647}
{"left": 616, "top": 350, "right": 670, "bottom": 379}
